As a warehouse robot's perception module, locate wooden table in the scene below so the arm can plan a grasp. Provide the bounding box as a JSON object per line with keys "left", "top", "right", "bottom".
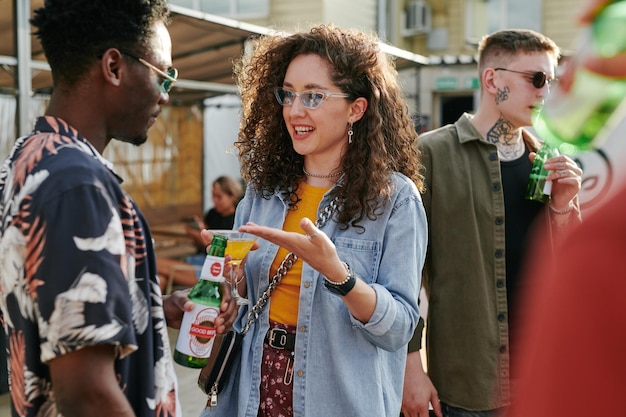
{"left": 150, "top": 222, "right": 190, "bottom": 237}
{"left": 151, "top": 222, "right": 198, "bottom": 259}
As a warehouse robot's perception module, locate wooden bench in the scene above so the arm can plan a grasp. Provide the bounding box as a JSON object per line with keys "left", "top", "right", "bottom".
{"left": 140, "top": 202, "right": 203, "bottom": 227}
{"left": 141, "top": 202, "right": 202, "bottom": 260}
{"left": 140, "top": 203, "right": 205, "bottom": 293}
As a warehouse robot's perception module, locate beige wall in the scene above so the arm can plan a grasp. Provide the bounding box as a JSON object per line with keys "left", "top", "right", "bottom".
{"left": 322, "top": 0, "right": 378, "bottom": 32}
{"left": 248, "top": 0, "right": 377, "bottom": 32}
{"left": 542, "top": 0, "right": 587, "bottom": 52}
{"left": 397, "top": 0, "right": 586, "bottom": 57}
{"left": 248, "top": 0, "right": 586, "bottom": 56}
{"left": 265, "top": 0, "right": 324, "bottom": 30}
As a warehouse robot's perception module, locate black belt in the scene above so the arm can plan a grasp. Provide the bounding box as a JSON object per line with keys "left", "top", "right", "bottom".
{"left": 264, "top": 328, "right": 296, "bottom": 350}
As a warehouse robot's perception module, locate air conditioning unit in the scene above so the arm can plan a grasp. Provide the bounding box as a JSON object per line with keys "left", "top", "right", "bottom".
{"left": 402, "top": 1, "right": 432, "bottom": 36}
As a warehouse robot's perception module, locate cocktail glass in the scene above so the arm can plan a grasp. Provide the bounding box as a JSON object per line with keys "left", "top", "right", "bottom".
{"left": 208, "top": 230, "right": 257, "bottom": 305}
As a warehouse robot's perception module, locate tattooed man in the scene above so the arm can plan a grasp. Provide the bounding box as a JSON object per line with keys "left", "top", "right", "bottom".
{"left": 400, "top": 30, "right": 582, "bottom": 417}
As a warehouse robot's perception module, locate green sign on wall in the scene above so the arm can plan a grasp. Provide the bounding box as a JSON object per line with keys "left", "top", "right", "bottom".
{"left": 436, "top": 77, "right": 458, "bottom": 90}
{"left": 465, "top": 77, "right": 480, "bottom": 90}
{"left": 436, "top": 76, "right": 479, "bottom": 90}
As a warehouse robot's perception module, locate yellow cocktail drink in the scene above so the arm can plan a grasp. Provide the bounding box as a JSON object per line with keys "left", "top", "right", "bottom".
{"left": 225, "top": 239, "right": 256, "bottom": 266}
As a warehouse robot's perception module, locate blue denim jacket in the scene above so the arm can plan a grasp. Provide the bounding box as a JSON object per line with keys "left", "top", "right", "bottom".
{"left": 202, "top": 173, "right": 427, "bottom": 417}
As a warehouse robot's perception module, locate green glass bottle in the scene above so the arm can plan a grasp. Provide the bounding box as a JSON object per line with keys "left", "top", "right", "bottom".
{"left": 532, "top": 0, "right": 626, "bottom": 154}
{"left": 174, "top": 234, "right": 228, "bottom": 368}
{"left": 525, "top": 143, "right": 560, "bottom": 204}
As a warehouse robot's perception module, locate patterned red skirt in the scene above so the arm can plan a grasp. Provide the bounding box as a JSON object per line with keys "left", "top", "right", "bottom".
{"left": 258, "top": 322, "right": 296, "bottom": 417}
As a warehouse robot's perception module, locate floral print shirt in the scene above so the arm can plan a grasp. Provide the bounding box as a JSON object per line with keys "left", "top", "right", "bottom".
{"left": 0, "top": 116, "right": 180, "bottom": 416}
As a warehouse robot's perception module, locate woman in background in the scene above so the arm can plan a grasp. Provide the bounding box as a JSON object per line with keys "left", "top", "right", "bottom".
{"left": 185, "top": 175, "right": 244, "bottom": 253}
{"left": 157, "top": 175, "right": 243, "bottom": 293}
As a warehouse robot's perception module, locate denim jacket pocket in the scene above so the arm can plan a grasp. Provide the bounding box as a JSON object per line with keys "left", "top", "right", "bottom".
{"left": 332, "top": 236, "right": 381, "bottom": 285}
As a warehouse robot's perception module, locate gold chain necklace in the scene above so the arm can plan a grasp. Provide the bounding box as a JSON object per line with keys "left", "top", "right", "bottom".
{"left": 303, "top": 167, "right": 344, "bottom": 178}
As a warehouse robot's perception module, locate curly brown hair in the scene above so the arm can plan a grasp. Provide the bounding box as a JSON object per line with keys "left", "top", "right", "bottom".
{"left": 233, "top": 24, "right": 424, "bottom": 229}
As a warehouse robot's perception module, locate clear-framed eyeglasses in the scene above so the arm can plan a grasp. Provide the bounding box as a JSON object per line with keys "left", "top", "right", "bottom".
{"left": 274, "top": 87, "right": 350, "bottom": 109}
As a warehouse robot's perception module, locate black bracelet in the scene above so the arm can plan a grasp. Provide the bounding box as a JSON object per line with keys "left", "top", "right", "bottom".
{"left": 324, "top": 262, "right": 357, "bottom": 296}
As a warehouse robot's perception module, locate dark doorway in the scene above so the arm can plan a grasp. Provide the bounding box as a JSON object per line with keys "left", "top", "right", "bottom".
{"left": 441, "top": 95, "right": 474, "bottom": 126}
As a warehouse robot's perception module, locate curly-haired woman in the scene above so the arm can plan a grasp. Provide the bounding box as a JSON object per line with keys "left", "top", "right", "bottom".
{"left": 201, "top": 24, "right": 427, "bottom": 417}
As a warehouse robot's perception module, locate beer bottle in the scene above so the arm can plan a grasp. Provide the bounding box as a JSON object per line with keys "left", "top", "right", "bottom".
{"left": 174, "top": 234, "right": 228, "bottom": 368}
{"left": 532, "top": 0, "right": 626, "bottom": 154}
{"left": 525, "top": 143, "right": 560, "bottom": 204}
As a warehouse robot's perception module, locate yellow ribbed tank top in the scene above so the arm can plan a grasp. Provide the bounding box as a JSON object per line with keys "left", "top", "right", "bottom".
{"left": 269, "top": 182, "right": 329, "bottom": 325}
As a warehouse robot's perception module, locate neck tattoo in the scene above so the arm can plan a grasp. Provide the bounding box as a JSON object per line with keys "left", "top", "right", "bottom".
{"left": 303, "top": 167, "right": 344, "bottom": 178}
{"left": 487, "top": 116, "right": 525, "bottom": 161}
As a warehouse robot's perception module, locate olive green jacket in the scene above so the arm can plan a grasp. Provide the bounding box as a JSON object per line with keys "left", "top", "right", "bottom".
{"left": 408, "top": 113, "right": 581, "bottom": 410}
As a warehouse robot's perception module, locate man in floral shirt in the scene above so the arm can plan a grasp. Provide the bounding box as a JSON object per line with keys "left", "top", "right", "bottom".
{"left": 0, "top": 1, "right": 235, "bottom": 416}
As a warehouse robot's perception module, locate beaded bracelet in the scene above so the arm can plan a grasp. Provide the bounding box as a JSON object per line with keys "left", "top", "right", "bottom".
{"left": 549, "top": 203, "right": 574, "bottom": 215}
{"left": 324, "top": 262, "right": 352, "bottom": 285}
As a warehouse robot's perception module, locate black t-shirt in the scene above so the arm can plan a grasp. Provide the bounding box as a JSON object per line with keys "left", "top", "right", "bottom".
{"left": 203, "top": 208, "right": 235, "bottom": 230}
{"left": 500, "top": 147, "right": 545, "bottom": 368}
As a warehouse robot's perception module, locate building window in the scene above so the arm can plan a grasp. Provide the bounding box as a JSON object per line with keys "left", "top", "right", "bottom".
{"left": 465, "top": 0, "right": 542, "bottom": 46}
{"left": 169, "top": 0, "right": 269, "bottom": 19}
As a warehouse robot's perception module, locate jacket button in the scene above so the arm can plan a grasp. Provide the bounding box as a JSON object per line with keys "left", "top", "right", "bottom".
{"left": 496, "top": 279, "right": 504, "bottom": 288}
{"left": 495, "top": 217, "right": 503, "bottom": 225}
{"left": 495, "top": 249, "right": 503, "bottom": 258}
{"left": 497, "top": 313, "right": 505, "bottom": 322}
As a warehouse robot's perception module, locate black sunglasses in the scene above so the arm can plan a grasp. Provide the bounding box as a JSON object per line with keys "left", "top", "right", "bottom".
{"left": 494, "top": 68, "right": 552, "bottom": 89}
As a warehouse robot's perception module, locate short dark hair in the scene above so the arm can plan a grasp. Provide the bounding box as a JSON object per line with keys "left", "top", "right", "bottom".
{"left": 31, "top": 0, "right": 170, "bottom": 86}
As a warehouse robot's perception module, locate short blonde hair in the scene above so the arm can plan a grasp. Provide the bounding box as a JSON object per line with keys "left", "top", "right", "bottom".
{"left": 478, "top": 29, "right": 560, "bottom": 75}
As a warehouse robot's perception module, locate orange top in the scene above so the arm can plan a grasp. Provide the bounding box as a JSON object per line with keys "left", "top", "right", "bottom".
{"left": 269, "top": 182, "right": 328, "bottom": 325}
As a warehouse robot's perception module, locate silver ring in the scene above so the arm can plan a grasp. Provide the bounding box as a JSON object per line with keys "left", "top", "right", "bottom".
{"left": 309, "top": 231, "right": 319, "bottom": 239}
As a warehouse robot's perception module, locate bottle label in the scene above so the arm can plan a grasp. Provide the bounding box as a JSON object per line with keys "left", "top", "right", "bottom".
{"left": 176, "top": 305, "right": 220, "bottom": 358}
{"left": 542, "top": 180, "right": 553, "bottom": 196}
{"left": 200, "top": 254, "right": 226, "bottom": 282}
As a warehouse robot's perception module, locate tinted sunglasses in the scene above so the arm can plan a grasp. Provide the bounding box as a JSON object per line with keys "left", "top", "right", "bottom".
{"left": 494, "top": 68, "right": 552, "bottom": 89}
{"left": 120, "top": 50, "right": 178, "bottom": 93}
{"left": 274, "top": 87, "right": 350, "bottom": 109}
